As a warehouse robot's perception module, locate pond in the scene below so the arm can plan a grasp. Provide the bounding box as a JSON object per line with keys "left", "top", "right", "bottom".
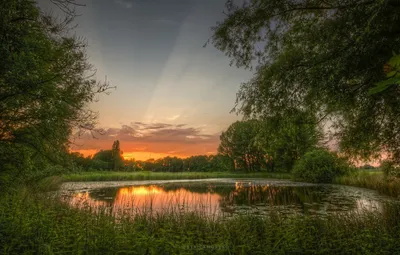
{"left": 59, "top": 179, "right": 399, "bottom": 218}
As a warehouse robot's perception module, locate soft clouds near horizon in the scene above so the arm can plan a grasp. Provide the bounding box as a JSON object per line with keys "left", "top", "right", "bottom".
{"left": 37, "top": 0, "right": 251, "bottom": 159}
{"left": 71, "top": 122, "right": 221, "bottom": 160}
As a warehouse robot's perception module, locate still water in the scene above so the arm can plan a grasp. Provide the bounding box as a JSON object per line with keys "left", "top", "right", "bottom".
{"left": 59, "top": 179, "right": 398, "bottom": 218}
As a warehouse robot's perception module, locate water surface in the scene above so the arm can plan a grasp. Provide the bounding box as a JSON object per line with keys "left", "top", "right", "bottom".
{"left": 59, "top": 179, "right": 398, "bottom": 218}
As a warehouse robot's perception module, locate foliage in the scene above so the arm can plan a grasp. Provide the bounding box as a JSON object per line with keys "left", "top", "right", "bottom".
{"left": 111, "top": 140, "right": 124, "bottom": 170}
{"left": 381, "top": 160, "right": 400, "bottom": 178}
{"left": 211, "top": 0, "right": 400, "bottom": 163}
{"left": 292, "top": 149, "right": 350, "bottom": 183}
{"left": 62, "top": 171, "right": 291, "bottom": 182}
{"left": 334, "top": 170, "right": 400, "bottom": 197}
{"left": 0, "top": 188, "right": 400, "bottom": 254}
{"left": 219, "top": 120, "right": 266, "bottom": 171}
{"left": 370, "top": 52, "right": 400, "bottom": 94}
{"left": 0, "top": 0, "right": 110, "bottom": 183}
{"left": 255, "top": 109, "right": 321, "bottom": 172}
{"left": 71, "top": 149, "right": 235, "bottom": 173}
{"left": 218, "top": 115, "right": 320, "bottom": 172}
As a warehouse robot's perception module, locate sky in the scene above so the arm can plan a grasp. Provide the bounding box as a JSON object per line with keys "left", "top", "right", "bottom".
{"left": 37, "top": 0, "right": 252, "bottom": 160}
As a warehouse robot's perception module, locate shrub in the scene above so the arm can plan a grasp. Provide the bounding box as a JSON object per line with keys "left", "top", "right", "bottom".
{"left": 381, "top": 160, "right": 400, "bottom": 178}
{"left": 292, "top": 149, "right": 350, "bottom": 183}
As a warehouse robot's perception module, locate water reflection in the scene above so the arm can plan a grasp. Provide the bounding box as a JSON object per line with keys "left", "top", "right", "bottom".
{"left": 62, "top": 180, "right": 396, "bottom": 218}
{"left": 67, "top": 185, "right": 221, "bottom": 217}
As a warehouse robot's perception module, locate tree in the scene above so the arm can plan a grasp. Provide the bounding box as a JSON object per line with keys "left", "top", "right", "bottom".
{"left": 218, "top": 120, "right": 266, "bottom": 171}
{"left": 111, "top": 140, "right": 124, "bottom": 170}
{"left": 92, "top": 150, "right": 113, "bottom": 169}
{"left": 0, "top": 0, "right": 111, "bottom": 180}
{"left": 255, "top": 109, "right": 321, "bottom": 171}
{"left": 209, "top": 154, "right": 235, "bottom": 171}
{"left": 185, "top": 155, "right": 211, "bottom": 172}
{"left": 211, "top": 0, "right": 400, "bottom": 163}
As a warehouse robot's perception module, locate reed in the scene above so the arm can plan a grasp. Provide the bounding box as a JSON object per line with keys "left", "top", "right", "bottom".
{"left": 1, "top": 186, "right": 399, "bottom": 254}
{"left": 334, "top": 170, "right": 400, "bottom": 198}
{"left": 62, "top": 171, "right": 292, "bottom": 182}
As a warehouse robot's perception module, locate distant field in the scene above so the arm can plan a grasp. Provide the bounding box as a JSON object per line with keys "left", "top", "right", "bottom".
{"left": 61, "top": 171, "right": 292, "bottom": 182}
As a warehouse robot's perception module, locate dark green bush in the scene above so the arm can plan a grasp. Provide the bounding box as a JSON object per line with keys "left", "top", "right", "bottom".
{"left": 381, "top": 160, "right": 400, "bottom": 178}
{"left": 292, "top": 149, "right": 350, "bottom": 183}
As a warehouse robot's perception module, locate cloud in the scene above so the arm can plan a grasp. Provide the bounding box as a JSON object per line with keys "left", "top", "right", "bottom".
{"left": 71, "top": 122, "right": 221, "bottom": 158}
{"left": 166, "top": 114, "right": 180, "bottom": 121}
{"left": 114, "top": 0, "right": 133, "bottom": 9}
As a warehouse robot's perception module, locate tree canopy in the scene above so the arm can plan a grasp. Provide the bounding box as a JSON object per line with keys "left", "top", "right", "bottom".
{"left": 0, "top": 0, "right": 111, "bottom": 181}
{"left": 219, "top": 120, "right": 265, "bottom": 171}
{"left": 211, "top": 0, "right": 400, "bottom": 163}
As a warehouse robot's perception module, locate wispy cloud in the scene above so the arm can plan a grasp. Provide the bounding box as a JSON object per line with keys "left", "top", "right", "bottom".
{"left": 166, "top": 114, "right": 181, "bottom": 121}
{"left": 71, "top": 122, "right": 221, "bottom": 158}
{"left": 114, "top": 0, "right": 133, "bottom": 9}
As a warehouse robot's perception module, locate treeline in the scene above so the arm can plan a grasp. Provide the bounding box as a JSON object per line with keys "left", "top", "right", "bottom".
{"left": 71, "top": 149, "right": 234, "bottom": 172}
{"left": 71, "top": 108, "right": 320, "bottom": 173}
{"left": 218, "top": 109, "right": 321, "bottom": 172}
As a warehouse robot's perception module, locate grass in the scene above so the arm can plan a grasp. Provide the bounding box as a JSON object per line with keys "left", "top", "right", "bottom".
{"left": 334, "top": 170, "right": 400, "bottom": 198}
{"left": 61, "top": 171, "right": 292, "bottom": 182}
{"left": 1, "top": 186, "right": 400, "bottom": 254}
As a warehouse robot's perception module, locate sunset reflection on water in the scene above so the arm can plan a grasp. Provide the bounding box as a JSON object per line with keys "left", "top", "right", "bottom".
{"left": 67, "top": 185, "right": 222, "bottom": 217}
{"left": 62, "top": 181, "right": 393, "bottom": 218}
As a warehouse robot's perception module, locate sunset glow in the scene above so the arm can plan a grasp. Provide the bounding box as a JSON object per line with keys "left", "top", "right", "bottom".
{"left": 67, "top": 185, "right": 222, "bottom": 217}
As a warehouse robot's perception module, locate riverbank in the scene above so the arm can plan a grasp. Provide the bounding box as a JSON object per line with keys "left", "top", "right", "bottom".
{"left": 35, "top": 171, "right": 291, "bottom": 192}
{"left": 39, "top": 170, "right": 400, "bottom": 198}
{"left": 334, "top": 170, "right": 400, "bottom": 198}
{"left": 1, "top": 186, "right": 399, "bottom": 254}
{"left": 62, "top": 171, "right": 292, "bottom": 182}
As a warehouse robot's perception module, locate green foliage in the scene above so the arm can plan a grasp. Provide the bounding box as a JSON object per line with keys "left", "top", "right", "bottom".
{"left": 211, "top": 0, "right": 400, "bottom": 163}
{"left": 0, "top": 0, "right": 110, "bottom": 183}
{"left": 292, "top": 149, "right": 350, "bottom": 183}
{"left": 219, "top": 120, "right": 266, "bottom": 171}
{"left": 255, "top": 109, "right": 321, "bottom": 172}
{"left": 370, "top": 52, "right": 400, "bottom": 94}
{"left": 218, "top": 115, "right": 319, "bottom": 172}
{"left": 111, "top": 140, "right": 124, "bottom": 170}
{"left": 381, "top": 160, "right": 400, "bottom": 178}
{"left": 334, "top": 170, "right": 400, "bottom": 197}
{"left": 0, "top": 187, "right": 399, "bottom": 254}
{"left": 62, "top": 171, "right": 291, "bottom": 182}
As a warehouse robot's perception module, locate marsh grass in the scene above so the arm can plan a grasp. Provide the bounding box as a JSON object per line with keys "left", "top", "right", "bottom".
{"left": 334, "top": 170, "right": 400, "bottom": 198}
{"left": 62, "top": 171, "right": 291, "bottom": 182}
{"left": 1, "top": 186, "right": 400, "bottom": 254}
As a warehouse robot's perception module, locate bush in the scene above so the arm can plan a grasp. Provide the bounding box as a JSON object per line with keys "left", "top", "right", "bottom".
{"left": 292, "top": 149, "right": 350, "bottom": 183}
{"left": 381, "top": 160, "right": 400, "bottom": 178}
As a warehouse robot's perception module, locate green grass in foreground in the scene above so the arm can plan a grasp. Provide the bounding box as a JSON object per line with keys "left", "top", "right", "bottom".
{"left": 1, "top": 187, "right": 400, "bottom": 255}
{"left": 62, "top": 171, "right": 292, "bottom": 182}
{"left": 334, "top": 170, "right": 400, "bottom": 198}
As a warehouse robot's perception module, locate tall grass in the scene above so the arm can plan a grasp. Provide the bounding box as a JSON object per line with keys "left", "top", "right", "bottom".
{"left": 62, "top": 171, "right": 292, "bottom": 182}
{"left": 334, "top": 170, "right": 400, "bottom": 198}
{"left": 1, "top": 186, "right": 400, "bottom": 254}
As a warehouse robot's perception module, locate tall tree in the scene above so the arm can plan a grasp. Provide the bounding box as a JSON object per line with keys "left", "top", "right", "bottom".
{"left": 0, "top": 0, "right": 111, "bottom": 180}
{"left": 211, "top": 0, "right": 400, "bottom": 163}
{"left": 218, "top": 120, "right": 266, "bottom": 171}
{"left": 111, "top": 140, "right": 124, "bottom": 170}
{"left": 255, "top": 109, "right": 321, "bottom": 171}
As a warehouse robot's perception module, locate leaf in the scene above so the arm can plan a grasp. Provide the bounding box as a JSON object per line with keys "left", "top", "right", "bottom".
{"left": 368, "top": 77, "right": 400, "bottom": 95}
{"left": 388, "top": 54, "right": 400, "bottom": 67}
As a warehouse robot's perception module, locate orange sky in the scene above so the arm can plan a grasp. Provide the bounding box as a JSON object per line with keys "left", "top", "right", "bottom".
{"left": 70, "top": 122, "right": 221, "bottom": 160}
{"left": 73, "top": 149, "right": 198, "bottom": 161}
